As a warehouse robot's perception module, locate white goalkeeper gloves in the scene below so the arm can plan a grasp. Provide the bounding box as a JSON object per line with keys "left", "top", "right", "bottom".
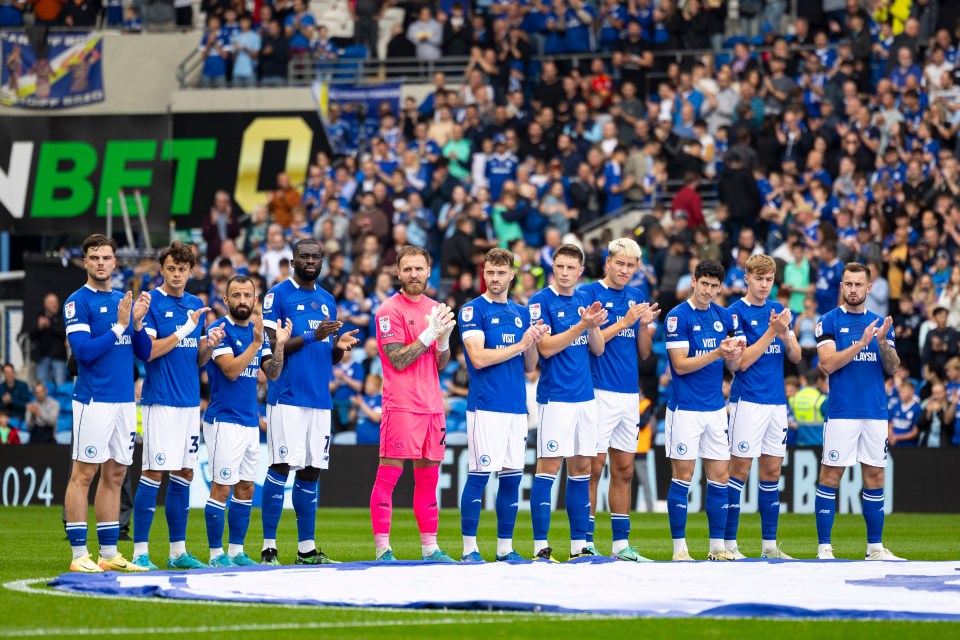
{"left": 419, "top": 304, "right": 456, "bottom": 350}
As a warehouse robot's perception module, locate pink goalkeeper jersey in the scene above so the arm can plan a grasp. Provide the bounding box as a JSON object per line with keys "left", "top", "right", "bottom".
{"left": 376, "top": 292, "right": 444, "bottom": 414}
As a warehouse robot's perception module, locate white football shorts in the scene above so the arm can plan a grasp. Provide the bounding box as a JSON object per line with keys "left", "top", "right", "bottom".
{"left": 822, "top": 418, "right": 888, "bottom": 468}
{"left": 537, "top": 399, "right": 598, "bottom": 458}
{"left": 205, "top": 420, "right": 260, "bottom": 486}
{"left": 595, "top": 389, "right": 642, "bottom": 454}
{"left": 728, "top": 399, "right": 789, "bottom": 459}
{"left": 466, "top": 410, "right": 528, "bottom": 472}
{"left": 266, "top": 404, "right": 332, "bottom": 470}
{"left": 141, "top": 405, "right": 201, "bottom": 471}
{"left": 72, "top": 400, "right": 136, "bottom": 465}
{"left": 665, "top": 407, "right": 730, "bottom": 461}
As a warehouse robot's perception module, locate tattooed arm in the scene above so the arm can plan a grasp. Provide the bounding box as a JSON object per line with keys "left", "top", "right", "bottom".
{"left": 878, "top": 339, "right": 900, "bottom": 376}
{"left": 382, "top": 341, "right": 430, "bottom": 372}
{"left": 435, "top": 347, "right": 450, "bottom": 370}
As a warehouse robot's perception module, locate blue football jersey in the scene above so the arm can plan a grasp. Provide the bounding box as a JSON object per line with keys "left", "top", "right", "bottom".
{"left": 64, "top": 285, "right": 134, "bottom": 403}
{"left": 888, "top": 398, "right": 920, "bottom": 446}
{"left": 664, "top": 300, "right": 737, "bottom": 412}
{"left": 206, "top": 316, "right": 272, "bottom": 427}
{"left": 815, "top": 306, "right": 895, "bottom": 420}
{"left": 140, "top": 288, "right": 206, "bottom": 407}
{"left": 728, "top": 298, "right": 788, "bottom": 405}
{"left": 262, "top": 279, "right": 337, "bottom": 409}
{"left": 581, "top": 280, "right": 645, "bottom": 394}
{"left": 815, "top": 259, "right": 844, "bottom": 315}
{"left": 356, "top": 394, "right": 382, "bottom": 445}
{"left": 529, "top": 286, "right": 595, "bottom": 405}
{"left": 458, "top": 295, "right": 531, "bottom": 414}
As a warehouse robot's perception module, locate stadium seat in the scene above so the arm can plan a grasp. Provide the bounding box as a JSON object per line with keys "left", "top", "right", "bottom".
{"left": 333, "top": 431, "right": 357, "bottom": 445}
{"left": 56, "top": 381, "right": 74, "bottom": 397}
{"left": 723, "top": 35, "right": 749, "bottom": 48}
{"left": 57, "top": 412, "right": 73, "bottom": 433}
{"left": 444, "top": 431, "right": 467, "bottom": 446}
{"left": 55, "top": 430, "right": 72, "bottom": 445}
{"left": 55, "top": 394, "right": 73, "bottom": 413}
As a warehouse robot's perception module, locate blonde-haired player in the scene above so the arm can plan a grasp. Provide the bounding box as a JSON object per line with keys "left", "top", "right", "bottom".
{"left": 725, "top": 254, "right": 801, "bottom": 559}
{"left": 581, "top": 237, "right": 660, "bottom": 561}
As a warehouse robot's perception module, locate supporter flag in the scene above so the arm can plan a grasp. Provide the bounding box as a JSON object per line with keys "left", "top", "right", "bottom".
{"left": 312, "top": 82, "right": 401, "bottom": 154}
{"left": 1, "top": 31, "right": 104, "bottom": 109}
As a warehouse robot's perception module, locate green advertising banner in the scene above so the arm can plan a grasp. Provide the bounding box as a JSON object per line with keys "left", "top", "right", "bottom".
{"left": 0, "top": 111, "right": 330, "bottom": 234}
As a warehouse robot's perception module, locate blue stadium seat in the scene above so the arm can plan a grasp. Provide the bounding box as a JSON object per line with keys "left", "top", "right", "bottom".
{"left": 45, "top": 381, "right": 56, "bottom": 394}
{"left": 333, "top": 431, "right": 357, "bottom": 445}
{"left": 714, "top": 52, "right": 731, "bottom": 67}
{"left": 724, "top": 35, "right": 749, "bottom": 48}
{"left": 55, "top": 394, "right": 73, "bottom": 413}
{"left": 334, "top": 45, "right": 368, "bottom": 81}
{"left": 56, "top": 381, "right": 74, "bottom": 397}
{"left": 57, "top": 413, "right": 73, "bottom": 433}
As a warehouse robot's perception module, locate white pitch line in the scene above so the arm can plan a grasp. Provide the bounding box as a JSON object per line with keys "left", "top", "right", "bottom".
{"left": 3, "top": 577, "right": 618, "bottom": 618}
{"left": 0, "top": 616, "right": 600, "bottom": 638}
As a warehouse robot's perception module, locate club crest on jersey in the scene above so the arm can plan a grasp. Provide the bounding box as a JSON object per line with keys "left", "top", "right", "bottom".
{"left": 816, "top": 322, "right": 823, "bottom": 337}
{"left": 462, "top": 306, "right": 473, "bottom": 322}
{"left": 263, "top": 293, "right": 274, "bottom": 310}
{"left": 713, "top": 321, "right": 724, "bottom": 332}
{"left": 529, "top": 303, "right": 541, "bottom": 320}
{"left": 379, "top": 316, "right": 391, "bottom": 333}
{"left": 64, "top": 302, "right": 76, "bottom": 319}
{"left": 628, "top": 300, "right": 636, "bottom": 307}
{"left": 515, "top": 316, "right": 522, "bottom": 328}
{"left": 732, "top": 314, "right": 739, "bottom": 330}
{"left": 666, "top": 317, "right": 677, "bottom": 333}
{"left": 321, "top": 304, "right": 330, "bottom": 316}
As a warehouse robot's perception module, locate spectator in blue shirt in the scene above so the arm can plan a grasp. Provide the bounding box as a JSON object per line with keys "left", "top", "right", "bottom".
{"left": 231, "top": 14, "right": 261, "bottom": 87}
{"left": 199, "top": 15, "right": 231, "bottom": 88}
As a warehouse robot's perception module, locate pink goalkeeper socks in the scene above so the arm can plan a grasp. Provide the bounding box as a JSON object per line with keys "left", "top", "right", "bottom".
{"left": 370, "top": 465, "right": 403, "bottom": 542}
{"left": 412, "top": 465, "right": 440, "bottom": 538}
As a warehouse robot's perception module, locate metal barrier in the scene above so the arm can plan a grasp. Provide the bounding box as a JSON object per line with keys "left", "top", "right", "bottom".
{"left": 177, "top": 41, "right": 826, "bottom": 89}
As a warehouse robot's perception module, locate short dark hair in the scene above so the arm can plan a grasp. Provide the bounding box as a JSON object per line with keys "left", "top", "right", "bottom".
{"left": 841, "top": 261, "right": 868, "bottom": 278}
{"left": 554, "top": 243, "right": 585, "bottom": 265}
{"left": 82, "top": 234, "right": 117, "bottom": 256}
{"left": 484, "top": 248, "right": 514, "bottom": 268}
{"left": 694, "top": 258, "right": 725, "bottom": 282}
{"left": 225, "top": 275, "right": 255, "bottom": 296}
{"left": 397, "top": 245, "right": 432, "bottom": 268}
{"left": 158, "top": 241, "right": 195, "bottom": 268}
{"left": 293, "top": 238, "right": 322, "bottom": 259}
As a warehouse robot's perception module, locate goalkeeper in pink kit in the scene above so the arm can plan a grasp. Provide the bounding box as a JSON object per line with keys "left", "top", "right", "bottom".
{"left": 370, "top": 246, "right": 457, "bottom": 562}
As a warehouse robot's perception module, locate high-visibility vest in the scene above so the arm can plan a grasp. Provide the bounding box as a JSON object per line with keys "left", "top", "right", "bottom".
{"left": 636, "top": 397, "right": 653, "bottom": 454}
{"left": 789, "top": 387, "right": 826, "bottom": 427}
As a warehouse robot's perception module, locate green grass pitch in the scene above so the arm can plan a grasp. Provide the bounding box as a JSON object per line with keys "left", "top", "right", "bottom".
{"left": 1, "top": 506, "right": 958, "bottom": 639}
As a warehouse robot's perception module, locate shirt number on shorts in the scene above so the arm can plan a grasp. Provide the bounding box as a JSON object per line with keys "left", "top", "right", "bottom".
{"left": 324, "top": 435, "right": 330, "bottom": 454}
{"left": 781, "top": 428, "right": 788, "bottom": 445}
{"left": 129, "top": 431, "right": 137, "bottom": 451}
{"left": 189, "top": 435, "right": 199, "bottom": 454}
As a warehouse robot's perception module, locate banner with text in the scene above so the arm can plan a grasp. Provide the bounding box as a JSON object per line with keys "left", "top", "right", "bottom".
{"left": 1, "top": 31, "right": 104, "bottom": 109}
{"left": 3, "top": 445, "right": 958, "bottom": 514}
{"left": 0, "top": 111, "right": 330, "bottom": 234}
{"left": 312, "top": 82, "right": 401, "bottom": 154}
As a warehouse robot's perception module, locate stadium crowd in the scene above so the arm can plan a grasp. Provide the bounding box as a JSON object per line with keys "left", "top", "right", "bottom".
{"left": 5, "top": 0, "right": 960, "bottom": 450}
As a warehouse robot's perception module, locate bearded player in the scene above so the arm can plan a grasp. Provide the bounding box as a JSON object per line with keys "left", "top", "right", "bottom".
{"left": 371, "top": 247, "right": 457, "bottom": 562}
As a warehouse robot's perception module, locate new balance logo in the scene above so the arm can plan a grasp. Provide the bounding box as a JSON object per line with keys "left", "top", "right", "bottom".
{"left": 818, "top": 509, "right": 831, "bottom": 514}
{"left": 165, "top": 311, "right": 174, "bottom": 317}
{"left": 674, "top": 503, "right": 688, "bottom": 509}
{"left": 377, "top": 502, "right": 390, "bottom": 508}
{"left": 510, "top": 503, "right": 519, "bottom": 507}
{"left": 297, "top": 305, "right": 305, "bottom": 310}
{"left": 271, "top": 494, "right": 282, "bottom": 499}
{"left": 471, "top": 499, "right": 482, "bottom": 503}
{"left": 539, "top": 502, "right": 552, "bottom": 506}
{"left": 148, "top": 507, "right": 156, "bottom": 512}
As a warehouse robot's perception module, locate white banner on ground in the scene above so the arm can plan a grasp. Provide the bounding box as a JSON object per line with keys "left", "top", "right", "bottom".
{"left": 50, "top": 559, "right": 960, "bottom": 620}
